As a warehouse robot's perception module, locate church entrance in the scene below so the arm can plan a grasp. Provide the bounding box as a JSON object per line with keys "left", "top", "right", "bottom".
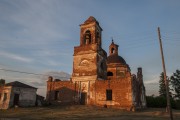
{"left": 80, "top": 92, "right": 87, "bottom": 105}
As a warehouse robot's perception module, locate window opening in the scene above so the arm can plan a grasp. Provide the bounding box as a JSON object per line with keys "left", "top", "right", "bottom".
{"left": 84, "top": 30, "right": 91, "bottom": 44}
{"left": 107, "top": 72, "right": 113, "bottom": 76}
{"left": 111, "top": 48, "right": 115, "bottom": 53}
{"left": 106, "top": 89, "right": 112, "bottom": 100}
{"left": 54, "top": 91, "right": 59, "bottom": 100}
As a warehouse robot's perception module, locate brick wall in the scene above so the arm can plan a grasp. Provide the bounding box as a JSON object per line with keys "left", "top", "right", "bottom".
{"left": 47, "top": 81, "right": 79, "bottom": 104}
{"left": 91, "top": 78, "right": 133, "bottom": 109}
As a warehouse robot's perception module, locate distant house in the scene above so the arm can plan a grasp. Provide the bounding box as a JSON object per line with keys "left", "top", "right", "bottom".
{"left": 0, "top": 79, "right": 37, "bottom": 109}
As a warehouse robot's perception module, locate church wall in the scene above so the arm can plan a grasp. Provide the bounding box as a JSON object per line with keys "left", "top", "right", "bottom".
{"left": 72, "top": 53, "right": 97, "bottom": 77}
{"left": 107, "top": 67, "right": 117, "bottom": 80}
{"left": 46, "top": 78, "right": 134, "bottom": 110}
{"left": 46, "top": 81, "right": 79, "bottom": 104}
{"left": 107, "top": 64, "right": 130, "bottom": 80}
{"left": 72, "top": 44, "right": 98, "bottom": 82}
{"left": 72, "top": 44, "right": 107, "bottom": 81}
{"left": 90, "top": 78, "right": 133, "bottom": 110}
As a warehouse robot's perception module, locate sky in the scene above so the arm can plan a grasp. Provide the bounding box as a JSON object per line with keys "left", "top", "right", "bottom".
{"left": 0, "top": 0, "right": 180, "bottom": 97}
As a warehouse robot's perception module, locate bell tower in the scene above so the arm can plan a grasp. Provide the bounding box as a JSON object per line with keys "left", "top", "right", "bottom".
{"left": 72, "top": 16, "right": 107, "bottom": 83}
{"left": 109, "top": 39, "right": 119, "bottom": 55}
{"left": 80, "top": 16, "right": 102, "bottom": 47}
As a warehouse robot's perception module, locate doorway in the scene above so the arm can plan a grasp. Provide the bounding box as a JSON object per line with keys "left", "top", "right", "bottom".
{"left": 54, "top": 91, "right": 59, "bottom": 100}
{"left": 80, "top": 92, "right": 87, "bottom": 105}
{"left": 13, "top": 94, "right": 19, "bottom": 106}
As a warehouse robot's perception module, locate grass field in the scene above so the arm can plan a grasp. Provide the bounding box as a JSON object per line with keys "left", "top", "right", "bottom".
{"left": 0, "top": 105, "right": 180, "bottom": 120}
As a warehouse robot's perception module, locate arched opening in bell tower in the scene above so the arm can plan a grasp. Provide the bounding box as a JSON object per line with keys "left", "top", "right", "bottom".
{"left": 84, "top": 30, "right": 91, "bottom": 45}
{"left": 111, "top": 48, "right": 115, "bottom": 54}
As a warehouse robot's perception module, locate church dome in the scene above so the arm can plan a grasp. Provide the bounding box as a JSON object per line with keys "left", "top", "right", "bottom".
{"left": 107, "top": 54, "right": 126, "bottom": 64}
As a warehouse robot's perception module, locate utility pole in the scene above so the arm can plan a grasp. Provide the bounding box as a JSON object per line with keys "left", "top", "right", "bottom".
{"left": 158, "top": 27, "right": 173, "bottom": 120}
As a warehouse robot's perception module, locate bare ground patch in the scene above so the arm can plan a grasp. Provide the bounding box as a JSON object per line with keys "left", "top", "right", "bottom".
{"left": 0, "top": 105, "right": 180, "bottom": 120}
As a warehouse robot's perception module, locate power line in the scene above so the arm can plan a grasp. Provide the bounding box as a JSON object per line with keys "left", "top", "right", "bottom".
{"left": 0, "top": 68, "right": 45, "bottom": 76}
{"left": 0, "top": 68, "right": 69, "bottom": 79}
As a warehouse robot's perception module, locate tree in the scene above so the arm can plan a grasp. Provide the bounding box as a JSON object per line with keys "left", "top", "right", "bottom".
{"left": 159, "top": 72, "right": 166, "bottom": 97}
{"left": 170, "top": 69, "right": 180, "bottom": 100}
{"left": 159, "top": 72, "right": 172, "bottom": 98}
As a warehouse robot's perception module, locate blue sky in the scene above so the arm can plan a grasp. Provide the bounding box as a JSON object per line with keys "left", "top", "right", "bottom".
{"left": 0, "top": 0, "right": 180, "bottom": 96}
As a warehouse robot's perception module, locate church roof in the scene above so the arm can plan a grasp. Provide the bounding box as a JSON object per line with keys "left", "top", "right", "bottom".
{"left": 107, "top": 54, "right": 126, "bottom": 64}
{"left": 5, "top": 81, "right": 37, "bottom": 89}
{"left": 80, "top": 16, "right": 103, "bottom": 30}
{"left": 84, "top": 16, "right": 98, "bottom": 24}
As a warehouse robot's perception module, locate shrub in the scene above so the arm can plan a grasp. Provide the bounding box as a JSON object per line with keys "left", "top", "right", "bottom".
{"left": 146, "top": 96, "right": 179, "bottom": 109}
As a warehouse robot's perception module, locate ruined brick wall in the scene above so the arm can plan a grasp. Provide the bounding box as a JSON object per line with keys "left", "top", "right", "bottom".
{"left": 47, "top": 81, "right": 79, "bottom": 104}
{"left": 0, "top": 86, "right": 12, "bottom": 109}
{"left": 131, "top": 68, "right": 147, "bottom": 108}
{"left": 137, "top": 68, "right": 146, "bottom": 108}
{"left": 91, "top": 78, "right": 133, "bottom": 109}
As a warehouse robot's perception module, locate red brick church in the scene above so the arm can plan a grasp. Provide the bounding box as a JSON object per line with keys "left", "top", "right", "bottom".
{"left": 46, "top": 16, "right": 146, "bottom": 111}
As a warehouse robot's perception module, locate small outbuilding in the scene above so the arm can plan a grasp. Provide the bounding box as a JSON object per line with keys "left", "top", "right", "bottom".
{"left": 0, "top": 79, "right": 37, "bottom": 109}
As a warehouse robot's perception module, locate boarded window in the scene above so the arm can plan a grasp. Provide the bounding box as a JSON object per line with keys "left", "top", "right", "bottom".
{"left": 54, "top": 91, "right": 59, "bottom": 100}
{"left": 106, "top": 89, "right": 112, "bottom": 100}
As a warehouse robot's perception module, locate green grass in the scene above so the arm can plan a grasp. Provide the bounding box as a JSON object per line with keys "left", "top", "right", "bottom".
{"left": 0, "top": 105, "right": 180, "bottom": 120}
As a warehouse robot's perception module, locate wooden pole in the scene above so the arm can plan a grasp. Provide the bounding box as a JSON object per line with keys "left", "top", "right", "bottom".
{"left": 158, "top": 27, "right": 173, "bottom": 120}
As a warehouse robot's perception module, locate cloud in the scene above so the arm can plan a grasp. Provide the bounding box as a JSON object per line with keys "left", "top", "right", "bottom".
{"left": 30, "top": 81, "right": 45, "bottom": 87}
{"left": 0, "top": 70, "right": 71, "bottom": 97}
{"left": 0, "top": 0, "right": 72, "bottom": 53}
{"left": 144, "top": 79, "right": 158, "bottom": 84}
{"left": 0, "top": 51, "right": 33, "bottom": 63}
{"left": 144, "top": 76, "right": 159, "bottom": 96}
{"left": 43, "top": 71, "right": 71, "bottom": 80}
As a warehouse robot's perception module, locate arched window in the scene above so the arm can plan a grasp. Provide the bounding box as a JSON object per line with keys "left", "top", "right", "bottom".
{"left": 84, "top": 30, "right": 91, "bottom": 45}
{"left": 107, "top": 71, "right": 113, "bottom": 76}
{"left": 111, "top": 48, "right": 115, "bottom": 54}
